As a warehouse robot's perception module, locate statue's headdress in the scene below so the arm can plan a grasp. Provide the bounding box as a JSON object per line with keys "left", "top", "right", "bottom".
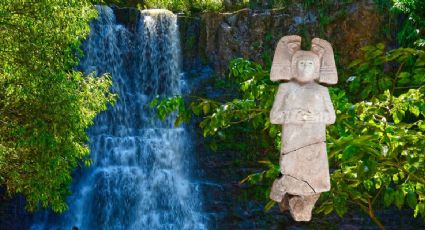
{"left": 270, "top": 36, "right": 338, "bottom": 84}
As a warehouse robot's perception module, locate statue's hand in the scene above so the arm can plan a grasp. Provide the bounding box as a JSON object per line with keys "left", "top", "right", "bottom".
{"left": 296, "top": 110, "right": 317, "bottom": 122}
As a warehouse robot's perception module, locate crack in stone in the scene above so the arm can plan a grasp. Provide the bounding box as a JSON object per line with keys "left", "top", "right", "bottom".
{"left": 283, "top": 174, "right": 316, "bottom": 193}
{"left": 281, "top": 141, "right": 326, "bottom": 156}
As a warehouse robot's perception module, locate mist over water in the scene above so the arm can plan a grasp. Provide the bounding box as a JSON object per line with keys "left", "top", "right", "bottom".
{"left": 31, "top": 5, "right": 205, "bottom": 230}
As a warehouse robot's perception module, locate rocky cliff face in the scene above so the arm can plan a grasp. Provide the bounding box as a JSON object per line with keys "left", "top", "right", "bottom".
{"left": 109, "top": 2, "right": 385, "bottom": 74}
{"left": 179, "top": 1, "right": 385, "bottom": 75}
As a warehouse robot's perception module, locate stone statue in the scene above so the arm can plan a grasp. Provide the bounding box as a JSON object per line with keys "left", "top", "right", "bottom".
{"left": 269, "top": 35, "right": 337, "bottom": 221}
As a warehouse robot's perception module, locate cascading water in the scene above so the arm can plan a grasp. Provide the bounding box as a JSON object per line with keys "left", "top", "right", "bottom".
{"left": 31, "top": 6, "right": 205, "bottom": 230}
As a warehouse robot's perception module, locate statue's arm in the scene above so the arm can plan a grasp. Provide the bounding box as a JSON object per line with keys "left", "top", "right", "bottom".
{"left": 322, "top": 87, "right": 336, "bottom": 125}
{"left": 270, "top": 84, "right": 288, "bottom": 124}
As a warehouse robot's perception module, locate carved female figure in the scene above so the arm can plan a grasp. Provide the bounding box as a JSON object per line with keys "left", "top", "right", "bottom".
{"left": 269, "top": 35, "right": 337, "bottom": 221}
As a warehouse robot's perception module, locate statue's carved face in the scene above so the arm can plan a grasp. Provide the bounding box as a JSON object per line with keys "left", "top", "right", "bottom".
{"left": 296, "top": 58, "right": 316, "bottom": 83}
{"left": 290, "top": 51, "right": 320, "bottom": 84}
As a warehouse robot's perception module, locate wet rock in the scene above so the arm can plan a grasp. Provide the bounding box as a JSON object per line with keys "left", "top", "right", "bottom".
{"left": 111, "top": 6, "right": 139, "bottom": 31}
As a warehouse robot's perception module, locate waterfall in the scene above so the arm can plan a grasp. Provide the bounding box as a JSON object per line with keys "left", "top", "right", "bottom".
{"left": 31, "top": 5, "right": 205, "bottom": 230}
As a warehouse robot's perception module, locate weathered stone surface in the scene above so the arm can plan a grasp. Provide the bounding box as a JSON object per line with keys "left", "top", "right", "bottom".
{"left": 269, "top": 35, "right": 337, "bottom": 221}
{"left": 178, "top": 1, "right": 384, "bottom": 74}
{"left": 324, "top": 2, "right": 384, "bottom": 65}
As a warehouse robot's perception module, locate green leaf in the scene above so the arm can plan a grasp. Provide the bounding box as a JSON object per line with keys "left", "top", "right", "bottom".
{"left": 348, "top": 59, "right": 362, "bottom": 68}
{"left": 174, "top": 114, "right": 183, "bottom": 127}
{"left": 409, "top": 106, "right": 420, "bottom": 117}
{"left": 209, "top": 141, "right": 218, "bottom": 152}
{"left": 149, "top": 97, "right": 159, "bottom": 108}
{"left": 393, "top": 174, "right": 399, "bottom": 183}
{"left": 192, "top": 103, "right": 202, "bottom": 116}
{"left": 394, "top": 190, "right": 405, "bottom": 209}
{"left": 363, "top": 180, "right": 374, "bottom": 191}
{"left": 392, "top": 110, "right": 404, "bottom": 124}
{"left": 418, "top": 121, "right": 425, "bottom": 131}
{"left": 264, "top": 200, "right": 276, "bottom": 212}
{"left": 342, "top": 145, "right": 359, "bottom": 161}
{"left": 414, "top": 203, "right": 425, "bottom": 218}
{"left": 377, "top": 43, "right": 385, "bottom": 50}
{"left": 323, "top": 202, "right": 334, "bottom": 215}
{"left": 383, "top": 187, "right": 395, "bottom": 207}
{"left": 407, "top": 191, "right": 417, "bottom": 209}
{"left": 333, "top": 194, "right": 348, "bottom": 217}
{"left": 415, "top": 56, "right": 425, "bottom": 66}
{"left": 397, "top": 72, "right": 410, "bottom": 80}
{"left": 203, "top": 102, "right": 210, "bottom": 115}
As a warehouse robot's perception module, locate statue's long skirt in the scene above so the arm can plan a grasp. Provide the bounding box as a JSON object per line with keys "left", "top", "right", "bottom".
{"left": 270, "top": 122, "right": 331, "bottom": 202}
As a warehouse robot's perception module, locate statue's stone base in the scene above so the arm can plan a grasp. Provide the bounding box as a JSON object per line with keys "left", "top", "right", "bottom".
{"left": 280, "top": 194, "right": 320, "bottom": 222}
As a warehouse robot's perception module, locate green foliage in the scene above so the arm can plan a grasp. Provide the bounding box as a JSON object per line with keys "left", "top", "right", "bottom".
{"left": 317, "top": 86, "right": 425, "bottom": 225}
{"left": 103, "top": 0, "right": 223, "bottom": 13}
{"left": 0, "top": 1, "right": 116, "bottom": 212}
{"left": 199, "top": 59, "right": 275, "bottom": 137}
{"left": 149, "top": 95, "right": 192, "bottom": 127}
{"left": 392, "top": 0, "right": 425, "bottom": 47}
{"left": 146, "top": 0, "right": 223, "bottom": 13}
{"left": 346, "top": 43, "right": 425, "bottom": 100}
{"left": 152, "top": 58, "right": 275, "bottom": 137}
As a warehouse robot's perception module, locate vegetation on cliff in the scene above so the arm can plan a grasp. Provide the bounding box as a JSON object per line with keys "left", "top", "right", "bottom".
{"left": 103, "top": 0, "right": 224, "bottom": 12}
